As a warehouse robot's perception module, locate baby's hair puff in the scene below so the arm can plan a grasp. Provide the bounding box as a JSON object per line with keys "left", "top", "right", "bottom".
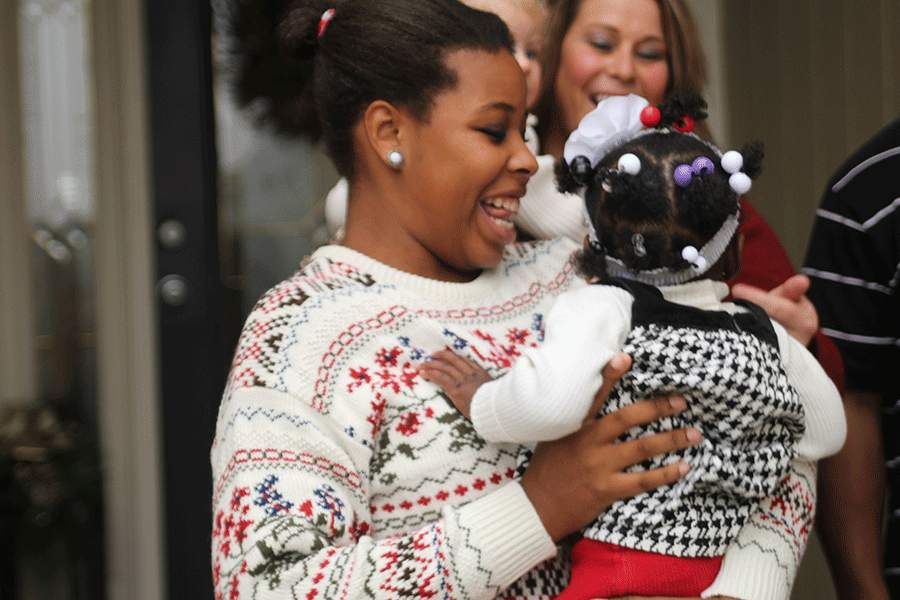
{"left": 558, "top": 93, "right": 764, "bottom": 284}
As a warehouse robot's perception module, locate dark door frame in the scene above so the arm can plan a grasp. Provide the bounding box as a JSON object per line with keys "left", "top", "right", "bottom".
{"left": 145, "top": 1, "right": 224, "bottom": 597}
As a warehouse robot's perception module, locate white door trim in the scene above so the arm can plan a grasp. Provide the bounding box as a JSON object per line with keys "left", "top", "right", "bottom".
{"left": 0, "top": 0, "right": 36, "bottom": 403}
{"left": 90, "top": 0, "right": 165, "bottom": 597}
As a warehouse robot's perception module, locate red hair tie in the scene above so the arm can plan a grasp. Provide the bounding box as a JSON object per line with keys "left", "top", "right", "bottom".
{"left": 673, "top": 115, "right": 695, "bottom": 133}
{"left": 318, "top": 8, "right": 335, "bottom": 39}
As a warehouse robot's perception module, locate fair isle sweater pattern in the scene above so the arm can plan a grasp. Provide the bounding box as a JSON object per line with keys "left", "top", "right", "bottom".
{"left": 211, "top": 239, "right": 818, "bottom": 600}
{"left": 212, "top": 241, "right": 575, "bottom": 600}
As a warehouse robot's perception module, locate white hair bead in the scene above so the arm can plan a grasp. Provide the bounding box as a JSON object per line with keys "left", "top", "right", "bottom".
{"left": 681, "top": 246, "right": 700, "bottom": 262}
{"left": 617, "top": 153, "right": 641, "bottom": 175}
{"left": 729, "top": 172, "right": 752, "bottom": 195}
{"left": 694, "top": 256, "right": 708, "bottom": 271}
{"left": 721, "top": 150, "right": 744, "bottom": 174}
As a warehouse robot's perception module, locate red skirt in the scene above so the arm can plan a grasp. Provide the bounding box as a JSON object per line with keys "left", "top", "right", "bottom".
{"left": 555, "top": 538, "right": 723, "bottom": 600}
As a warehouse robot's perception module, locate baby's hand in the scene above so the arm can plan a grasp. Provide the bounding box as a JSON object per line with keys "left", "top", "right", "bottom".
{"left": 416, "top": 349, "right": 493, "bottom": 419}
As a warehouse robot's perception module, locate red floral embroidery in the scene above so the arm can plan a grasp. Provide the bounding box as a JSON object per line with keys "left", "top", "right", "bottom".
{"left": 507, "top": 327, "right": 530, "bottom": 345}
{"left": 474, "top": 330, "right": 495, "bottom": 344}
{"left": 376, "top": 346, "right": 402, "bottom": 367}
{"left": 396, "top": 411, "right": 422, "bottom": 436}
{"left": 367, "top": 395, "right": 387, "bottom": 435}
{"left": 213, "top": 487, "right": 255, "bottom": 598}
{"left": 347, "top": 366, "right": 371, "bottom": 392}
{"left": 350, "top": 516, "right": 371, "bottom": 542}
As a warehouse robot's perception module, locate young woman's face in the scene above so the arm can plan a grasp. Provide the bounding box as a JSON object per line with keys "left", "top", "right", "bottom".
{"left": 555, "top": 0, "right": 670, "bottom": 136}
{"left": 393, "top": 49, "right": 537, "bottom": 282}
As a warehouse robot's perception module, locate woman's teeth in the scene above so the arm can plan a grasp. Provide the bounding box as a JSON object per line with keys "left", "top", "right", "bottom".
{"left": 485, "top": 197, "right": 519, "bottom": 212}
{"left": 483, "top": 198, "right": 519, "bottom": 229}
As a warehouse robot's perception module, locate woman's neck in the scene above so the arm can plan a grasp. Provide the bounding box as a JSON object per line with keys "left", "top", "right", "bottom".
{"left": 341, "top": 182, "right": 483, "bottom": 284}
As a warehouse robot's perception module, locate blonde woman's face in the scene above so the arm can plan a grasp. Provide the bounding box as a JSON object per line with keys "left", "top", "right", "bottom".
{"left": 555, "top": 0, "right": 670, "bottom": 135}
{"left": 468, "top": 0, "right": 546, "bottom": 110}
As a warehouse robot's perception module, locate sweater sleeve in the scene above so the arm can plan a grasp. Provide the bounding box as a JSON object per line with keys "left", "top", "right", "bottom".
{"left": 211, "top": 386, "right": 557, "bottom": 600}
{"left": 469, "top": 285, "right": 633, "bottom": 443}
{"left": 514, "top": 154, "right": 590, "bottom": 243}
{"left": 702, "top": 459, "right": 818, "bottom": 600}
{"left": 772, "top": 320, "right": 847, "bottom": 460}
{"left": 734, "top": 198, "right": 846, "bottom": 394}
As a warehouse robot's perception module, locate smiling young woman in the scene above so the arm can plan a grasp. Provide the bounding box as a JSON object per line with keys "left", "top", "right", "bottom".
{"left": 535, "top": 0, "right": 703, "bottom": 159}
{"left": 212, "top": 0, "right": 699, "bottom": 598}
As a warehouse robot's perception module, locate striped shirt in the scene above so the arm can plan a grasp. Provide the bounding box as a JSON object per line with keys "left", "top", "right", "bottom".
{"left": 802, "top": 116, "right": 900, "bottom": 594}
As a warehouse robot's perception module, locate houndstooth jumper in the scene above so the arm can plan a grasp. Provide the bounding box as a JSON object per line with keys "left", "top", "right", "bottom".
{"left": 212, "top": 238, "right": 823, "bottom": 600}
{"left": 583, "top": 279, "right": 806, "bottom": 557}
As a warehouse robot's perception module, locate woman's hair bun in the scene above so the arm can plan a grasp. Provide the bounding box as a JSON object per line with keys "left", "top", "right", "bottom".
{"left": 219, "top": 0, "right": 515, "bottom": 177}
{"left": 221, "top": 0, "right": 328, "bottom": 138}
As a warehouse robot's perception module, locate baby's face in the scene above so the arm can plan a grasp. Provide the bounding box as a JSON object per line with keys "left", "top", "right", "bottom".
{"left": 471, "top": 0, "right": 545, "bottom": 110}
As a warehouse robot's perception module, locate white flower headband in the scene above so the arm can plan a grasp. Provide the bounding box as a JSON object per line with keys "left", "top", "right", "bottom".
{"left": 564, "top": 94, "right": 751, "bottom": 285}
{"left": 564, "top": 94, "right": 652, "bottom": 167}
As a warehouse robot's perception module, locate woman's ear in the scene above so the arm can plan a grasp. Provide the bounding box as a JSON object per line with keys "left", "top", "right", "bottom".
{"left": 362, "top": 100, "right": 406, "bottom": 169}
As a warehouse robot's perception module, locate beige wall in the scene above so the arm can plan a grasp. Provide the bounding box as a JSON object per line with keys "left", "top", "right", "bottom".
{"left": 716, "top": 2, "right": 900, "bottom": 599}
{"left": 722, "top": 0, "right": 900, "bottom": 267}
{"left": 0, "top": 0, "right": 36, "bottom": 403}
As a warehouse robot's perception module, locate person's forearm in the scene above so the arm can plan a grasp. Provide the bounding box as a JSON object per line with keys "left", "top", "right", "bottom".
{"left": 213, "top": 389, "right": 557, "bottom": 600}
{"left": 774, "top": 323, "right": 846, "bottom": 460}
{"left": 703, "top": 459, "right": 816, "bottom": 600}
{"left": 816, "top": 390, "right": 890, "bottom": 600}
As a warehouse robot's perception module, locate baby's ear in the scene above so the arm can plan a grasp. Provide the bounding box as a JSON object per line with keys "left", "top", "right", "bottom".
{"left": 555, "top": 155, "right": 592, "bottom": 194}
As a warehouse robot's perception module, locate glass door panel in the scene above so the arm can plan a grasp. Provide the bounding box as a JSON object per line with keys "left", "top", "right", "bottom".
{"left": 211, "top": 15, "right": 338, "bottom": 326}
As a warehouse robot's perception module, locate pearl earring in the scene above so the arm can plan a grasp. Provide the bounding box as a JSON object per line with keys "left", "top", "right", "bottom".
{"left": 387, "top": 150, "right": 404, "bottom": 168}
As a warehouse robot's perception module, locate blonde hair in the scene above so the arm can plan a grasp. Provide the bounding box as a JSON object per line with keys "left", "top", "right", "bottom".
{"left": 534, "top": 0, "right": 709, "bottom": 149}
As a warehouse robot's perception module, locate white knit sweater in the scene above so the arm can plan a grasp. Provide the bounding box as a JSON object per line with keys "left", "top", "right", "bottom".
{"left": 211, "top": 238, "right": 823, "bottom": 600}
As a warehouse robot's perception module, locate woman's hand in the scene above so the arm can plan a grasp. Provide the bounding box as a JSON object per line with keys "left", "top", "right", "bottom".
{"left": 520, "top": 353, "right": 701, "bottom": 542}
{"left": 731, "top": 274, "right": 818, "bottom": 345}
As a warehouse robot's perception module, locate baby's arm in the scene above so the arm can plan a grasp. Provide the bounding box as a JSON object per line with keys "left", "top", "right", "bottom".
{"left": 417, "top": 349, "right": 493, "bottom": 419}
{"left": 773, "top": 320, "right": 847, "bottom": 460}
{"left": 421, "top": 285, "right": 633, "bottom": 444}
